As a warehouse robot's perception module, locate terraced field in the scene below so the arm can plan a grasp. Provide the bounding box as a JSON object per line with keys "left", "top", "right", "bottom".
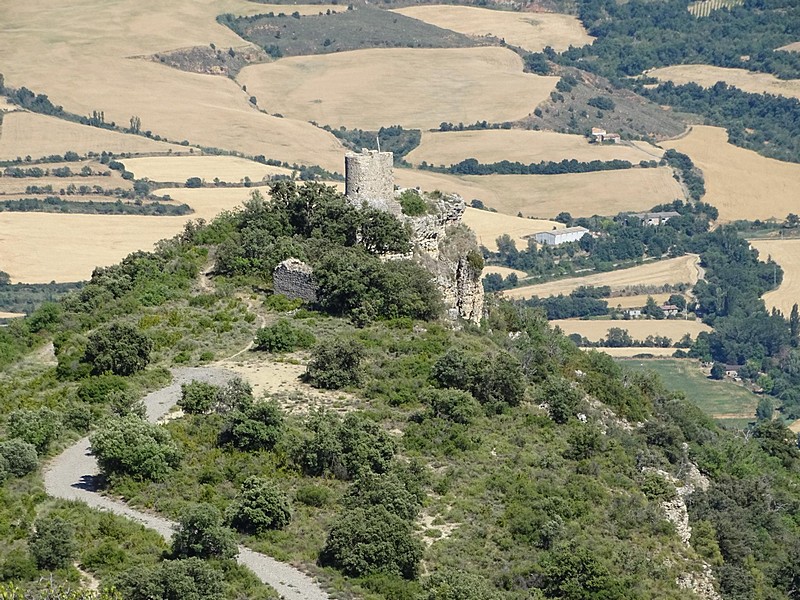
{"left": 553, "top": 318, "right": 711, "bottom": 342}
{"left": 122, "top": 156, "right": 293, "bottom": 183}
{"left": 461, "top": 207, "right": 562, "bottom": 251}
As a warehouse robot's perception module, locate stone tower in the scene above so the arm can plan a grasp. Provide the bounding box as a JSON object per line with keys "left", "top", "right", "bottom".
{"left": 345, "top": 149, "right": 399, "bottom": 214}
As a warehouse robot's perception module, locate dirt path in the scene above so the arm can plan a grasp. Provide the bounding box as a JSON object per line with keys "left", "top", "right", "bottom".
{"left": 43, "top": 366, "right": 330, "bottom": 600}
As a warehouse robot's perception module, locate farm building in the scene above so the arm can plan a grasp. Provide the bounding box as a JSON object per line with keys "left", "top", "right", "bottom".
{"left": 633, "top": 211, "right": 681, "bottom": 226}
{"left": 591, "top": 127, "right": 606, "bottom": 141}
{"left": 533, "top": 226, "right": 589, "bottom": 246}
{"left": 660, "top": 304, "right": 681, "bottom": 316}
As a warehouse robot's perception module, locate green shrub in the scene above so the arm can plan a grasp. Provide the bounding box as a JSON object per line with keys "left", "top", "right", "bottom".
{"left": 227, "top": 476, "right": 292, "bottom": 533}
{"left": 420, "top": 388, "right": 480, "bottom": 425}
{"left": 421, "top": 570, "right": 500, "bottom": 600}
{"left": 305, "top": 338, "right": 363, "bottom": 389}
{"left": 178, "top": 381, "right": 220, "bottom": 414}
{"left": 397, "top": 190, "right": 428, "bottom": 217}
{"left": 7, "top": 408, "right": 60, "bottom": 452}
{"left": 76, "top": 374, "right": 129, "bottom": 404}
{"left": 343, "top": 471, "right": 421, "bottom": 521}
{"left": 172, "top": 504, "right": 237, "bottom": 560}
{"left": 220, "top": 401, "right": 283, "bottom": 451}
{"left": 0, "top": 439, "right": 38, "bottom": 477}
{"left": 90, "top": 416, "right": 180, "bottom": 481}
{"left": 253, "top": 319, "right": 315, "bottom": 353}
{"left": 295, "top": 484, "right": 332, "bottom": 507}
{"left": 0, "top": 549, "right": 38, "bottom": 581}
{"left": 320, "top": 506, "right": 423, "bottom": 579}
{"left": 539, "top": 376, "right": 581, "bottom": 424}
{"left": 264, "top": 294, "right": 303, "bottom": 312}
{"left": 113, "top": 558, "right": 224, "bottom": 600}
{"left": 29, "top": 515, "right": 78, "bottom": 570}
{"left": 83, "top": 322, "right": 153, "bottom": 376}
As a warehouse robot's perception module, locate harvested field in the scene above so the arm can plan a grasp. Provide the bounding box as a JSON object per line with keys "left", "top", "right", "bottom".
{"left": 122, "top": 156, "right": 293, "bottom": 183}
{"left": 663, "top": 126, "right": 800, "bottom": 222}
{"left": 606, "top": 293, "right": 673, "bottom": 309}
{"left": 589, "top": 347, "right": 677, "bottom": 357}
{"left": 0, "top": 312, "right": 25, "bottom": 319}
{"left": 393, "top": 6, "right": 593, "bottom": 52}
{"left": 0, "top": 176, "right": 130, "bottom": 195}
{"left": 503, "top": 255, "right": 702, "bottom": 299}
{"left": 482, "top": 266, "right": 528, "bottom": 279}
{"left": 750, "top": 239, "right": 800, "bottom": 317}
{"left": 398, "top": 167, "right": 682, "bottom": 218}
{"left": 0, "top": 212, "right": 188, "bottom": 283}
{"left": 790, "top": 420, "right": 800, "bottom": 434}
{"left": 462, "top": 207, "right": 562, "bottom": 251}
{"left": 406, "top": 130, "right": 664, "bottom": 167}
{"left": 0, "top": 0, "right": 346, "bottom": 171}
{"left": 780, "top": 42, "right": 800, "bottom": 52}
{"left": 0, "top": 112, "right": 183, "bottom": 160}
{"left": 246, "top": 4, "right": 343, "bottom": 16}
{"left": 553, "top": 318, "right": 710, "bottom": 342}
{"left": 237, "top": 47, "right": 558, "bottom": 130}
{"left": 648, "top": 65, "right": 800, "bottom": 100}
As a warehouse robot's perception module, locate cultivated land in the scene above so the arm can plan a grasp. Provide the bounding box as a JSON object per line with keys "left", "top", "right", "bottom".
{"left": 503, "top": 255, "right": 702, "bottom": 299}
{"left": 780, "top": 41, "right": 800, "bottom": 52}
{"left": 664, "top": 126, "right": 800, "bottom": 222}
{"left": 606, "top": 293, "right": 673, "bottom": 309}
{"left": 0, "top": 112, "right": 184, "bottom": 160}
{"left": 122, "top": 156, "right": 293, "bottom": 183}
{"left": 396, "top": 167, "right": 683, "bottom": 219}
{"left": 593, "top": 347, "right": 677, "bottom": 357}
{"left": 237, "top": 47, "right": 559, "bottom": 130}
{"left": 0, "top": 0, "right": 346, "bottom": 171}
{"left": 750, "top": 239, "right": 800, "bottom": 317}
{"left": 0, "top": 212, "right": 188, "bottom": 283}
{"left": 552, "top": 318, "right": 711, "bottom": 342}
{"left": 405, "top": 129, "right": 665, "bottom": 167}
{"left": 244, "top": 3, "right": 342, "bottom": 15}
{"left": 461, "top": 207, "right": 563, "bottom": 251}
{"left": 392, "top": 6, "right": 593, "bottom": 52}
{"left": 481, "top": 266, "right": 529, "bottom": 279}
{"left": 648, "top": 65, "right": 800, "bottom": 100}
{"left": 620, "top": 359, "right": 758, "bottom": 423}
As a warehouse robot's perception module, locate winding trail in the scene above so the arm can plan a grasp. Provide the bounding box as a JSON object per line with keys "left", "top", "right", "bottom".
{"left": 44, "top": 367, "right": 329, "bottom": 600}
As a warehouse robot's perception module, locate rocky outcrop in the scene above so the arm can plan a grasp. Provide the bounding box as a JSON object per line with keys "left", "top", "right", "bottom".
{"left": 273, "top": 258, "right": 317, "bottom": 302}
{"left": 403, "top": 193, "right": 466, "bottom": 258}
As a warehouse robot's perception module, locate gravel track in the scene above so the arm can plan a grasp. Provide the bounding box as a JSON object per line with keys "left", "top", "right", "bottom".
{"left": 44, "top": 367, "right": 330, "bottom": 600}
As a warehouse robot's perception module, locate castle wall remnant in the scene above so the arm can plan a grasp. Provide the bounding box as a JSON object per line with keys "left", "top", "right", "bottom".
{"left": 345, "top": 149, "right": 399, "bottom": 215}
{"left": 273, "top": 258, "right": 317, "bottom": 303}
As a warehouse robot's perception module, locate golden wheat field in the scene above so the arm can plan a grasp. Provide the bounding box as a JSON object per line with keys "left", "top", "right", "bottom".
{"left": 397, "top": 167, "right": 682, "bottom": 218}
{"left": 122, "top": 156, "right": 293, "bottom": 183}
{"left": 251, "top": 4, "right": 343, "bottom": 15}
{"left": 606, "top": 293, "right": 673, "bottom": 309}
{"left": 663, "top": 126, "right": 800, "bottom": 222}
{"left": 405, "top": 130, "right": 665, "bottom": 167}
{"left": 238, "top": 47, "right": 558, "bottom": 130}
{"left": 0, "top": 312, "right": 26, "bottom": 319}
{"left": 0, "top": 112, "right": 184, "bottom": 160}
{"left": 749, "top": 239, "right": 800, "bottom": 317}
{"left": 461, "top": 207, "right": 563, "bottom": 251}
{"left": 552, "top": 318, "right": 711, "bottom": 342}
{"left": 393, "top": 6, "right": 593, "bottom": 52}
{"left": 648, "top": 65, "right": 800, "bottom": 100}
{"left": 0, "top": 0, "right": 346, "bottom": 171}
{"left": 0, "top": 174, "right": 131, "bottom": 195}
{"left": 481, "top": 266, "right": 529, "bottom": 279}
{"left": 503, "top": 255, "right": 702, "bottom": 299}
{"left": 780, "top": 41, "right": 800, "bottom": 52}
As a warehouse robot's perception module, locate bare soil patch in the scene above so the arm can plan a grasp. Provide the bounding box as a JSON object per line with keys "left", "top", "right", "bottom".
{"left": 397, "top": 167, "right": 683, "bottom": 218}
{"left": 406, "top": 129, "right": 664, "bottom": 167}
{"left": 393, "top": 6, "right": 593, "bottom": 52}
{"left": 462, "top": 207, "right": 562, "bottom": 251}
{"left": 750, "top": 239, "right": 800, "bottom": 317}
{"left": 237, "top": 47, "right": 558, "bottom": 129}
{"left": 553, "top": 318, "right": 710, "bottom": 342}
{"left": 648, "top": 65, "right": 800, "bottom": 100}
{"left": 122, "top": 156, "right": 293, "bottom": 183}
{"left": 663, "top": 126, "right": 800, "bottom": 222}
{"left": 503, "top": 255, "right": 701, "bottom": 299}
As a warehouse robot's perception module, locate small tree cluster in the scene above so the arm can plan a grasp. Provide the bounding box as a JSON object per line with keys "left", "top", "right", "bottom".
{"left": 113, "top": 557, "right": 224, "bottom": 600}
{"left": 0, "top": 439, "right": 38, "bottom": 477}
{"left": 220, "top": 400, "right": 284, "bottom": 451}
{"left": 253, "top": 319, "right": 315, "bottom": 353}
{"left": 227, "top": 476, "right": 291, "bottom": 534}
{"left": 305, "top": 338, "right": 364, "bottom": 390}
{"left": 83, "top": 322, "right": 153, "bottom": 376}
{"left": 7, "top": 408, "right": 60, "bottom": 452}
{"left": 178, "top": 381, "right": 220, "bottom": 414}
{"left": 28, "top": 515, "right": 78, "bottom": 570}
{"left": 172, "top": 504, "right": 237, "bottom": 560}
{"left": 539, "top": 376, "right": 583, "bottom": 424}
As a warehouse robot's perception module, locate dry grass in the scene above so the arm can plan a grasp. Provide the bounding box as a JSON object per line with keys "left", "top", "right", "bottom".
{"left": 552, "top": 318, "right": 710, "bottom": 342}
{"left": 0, "top": 174, "right": 131, "bottom": 195}
{"left": 481, "top": 266, "right": 528, "bottom": 279}
{"left": 392, "top": 6, "right": 593, "bottom": 52}
{"left": 749, "top": 239, "right": 800, "bottom": 317}
{"left": 251, "top": 4, "right": 343, "bottom": 16}
{"left": 587, "top": 347, "right": 678, "bottom": 357}
{"left": 122, "top": 156, "right": 293, "bottom": 183}
{"left": 405, "top": 129, "right": 664, "bottom": 167}
{"left": 0, "top": 312, "right": 25, "bottom": 319}
{"left": 780, "top": 41, "right": 800, "bottom": 52}
{"left": 663, "top": 126, "right": 800, "bottom": 222}
{"left": 462, "top": 207, "right": 562, "bottom": 251}
{"left": 0, "top": 212, "right": 189, "bottom": 283}
{"left": 648, "top": 65, "right": 800, "bottom": 100}
{"left": 237, "top": 47, "right": 558, "bottom": 130}
{"left": 1, "top": 0, "right": 346, "bottom": 171}
{"left": 503, "top": 255, "right": 701, "bottom": 299}
{"left": 606, "top": 293, "right": 673, "bottom": 309}
{"left": 398, "top": 167, "right": 683, "bottom": 218}
{"left": 0, "top": 112, "right": 183, "bottom": 160}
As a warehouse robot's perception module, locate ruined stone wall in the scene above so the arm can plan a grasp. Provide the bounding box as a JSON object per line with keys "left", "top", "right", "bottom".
{"left": 345, "top": 150, "right": 399, "bottom": 215}
{"left": 272, "top": 258, "right": 317, "bottom": 303}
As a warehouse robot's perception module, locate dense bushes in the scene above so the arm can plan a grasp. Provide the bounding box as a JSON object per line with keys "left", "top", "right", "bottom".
{"left": 178, "top": 381, "right": 219, "bottom": 414}
{"left": 220, "top": 401, "right": 283, "bottom": 451}
{"left": 305, "top": 338, "right": 364, "bottom": 389}
{"left": 28, "top": 516, "right": 77, "bottom": 570}
{"left": 0, "top": 439, "right": 38, "bottom": 477}
{"left": 172, "top": 504, "right": 237, "bottom": 560}
{"left": 252, "top": 319, "right": 315, "bottom": 353}
{"left": 83, "top": 322, "right": 152, "bottom": 376}
{"left": 7, "top": 408, "right": 60, "bottom": 452}
{"left": 227, "top": 476, "right": 291, "bottom": 533}
{"left": 90, "top": 416, "right": 180, "bottom": 481}
{"left": 113, "top": 558, "right": 225, "bottom": 600}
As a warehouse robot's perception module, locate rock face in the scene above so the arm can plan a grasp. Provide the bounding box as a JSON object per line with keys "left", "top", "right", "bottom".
{"left": 345, "top": 150, "right": 399, "bottom": 215}
{"left": 273, "top": 258, "right": 317, "bottom": 302}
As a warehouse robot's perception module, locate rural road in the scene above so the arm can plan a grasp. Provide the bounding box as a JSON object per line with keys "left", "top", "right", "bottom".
{"left": 44, "top": 367, "right": 330, "bottom": 600}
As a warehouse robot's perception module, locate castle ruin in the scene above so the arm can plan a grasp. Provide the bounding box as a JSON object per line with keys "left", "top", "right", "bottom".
{"left": 344, "top": 149, "right": 400, "bottom": 215}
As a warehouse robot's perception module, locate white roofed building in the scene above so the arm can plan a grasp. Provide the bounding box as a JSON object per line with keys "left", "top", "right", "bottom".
{"left": 533, "top": 226, "right": 589, "bottom": 246}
